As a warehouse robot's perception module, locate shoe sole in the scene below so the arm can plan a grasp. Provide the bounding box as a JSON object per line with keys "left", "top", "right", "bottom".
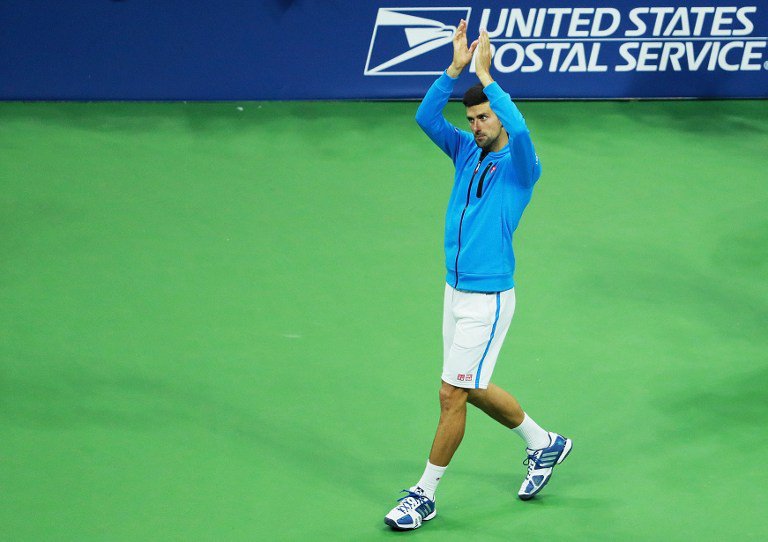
{"left": 518, "top": 438, "right": 573, "bottom": 501}
{"left": 384, "top": 509, "right": 437, "bottom": 531}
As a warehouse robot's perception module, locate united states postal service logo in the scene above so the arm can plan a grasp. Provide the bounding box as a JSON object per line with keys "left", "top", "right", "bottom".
{"left": 364, "top": 7, "right": 472, "bottom": 75}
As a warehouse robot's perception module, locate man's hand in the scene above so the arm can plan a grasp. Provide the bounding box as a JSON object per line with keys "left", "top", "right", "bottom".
{"left": 446, "top": 19, "right": 478, "bottom": 78}
{"left": 475, "top": 30, "right": 494, "bottom": 87}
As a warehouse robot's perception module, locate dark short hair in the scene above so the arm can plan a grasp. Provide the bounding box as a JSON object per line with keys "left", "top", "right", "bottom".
{"left": 462, "top": 83, "right": 488, "bottom": 107}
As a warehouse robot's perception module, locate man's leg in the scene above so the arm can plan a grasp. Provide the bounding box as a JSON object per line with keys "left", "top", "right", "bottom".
{"left": 468, "top": 383, "right": 572, "bottom": 500}
{"left": 384, "top": 381, "right": 467, "bottom": 531}
{"left": 428, "top": 381, "right": 470, "bottom": 466}
{"left": 466, "top": 383, "right": 525, "bottom": 429}
{"left": 467, "top": 383, "right": 562, "bottom": 452}
{"left": 410, "top": 381, "right": 468, "bottom": 502}
{"left": 467, "top": 383, "right": 551, "bottom": 449}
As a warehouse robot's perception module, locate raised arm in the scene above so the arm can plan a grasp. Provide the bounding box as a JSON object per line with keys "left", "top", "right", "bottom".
{"left": 415, "top": 19, "right": 478, "bottom": 161}
{"left": 474, "top": 31, "right": 542, "bottom": 188}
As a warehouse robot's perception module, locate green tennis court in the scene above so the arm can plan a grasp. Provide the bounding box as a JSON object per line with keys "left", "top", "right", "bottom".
{"left": 1, "top": 99, "right": 766, "bottom": 541}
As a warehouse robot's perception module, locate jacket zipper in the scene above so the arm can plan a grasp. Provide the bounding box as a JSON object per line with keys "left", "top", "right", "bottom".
{"left": 454, "top": 153, "right": 490, "bottom": 289}
{"left": 476, "top": 162, "right": 493, "bottom": 198}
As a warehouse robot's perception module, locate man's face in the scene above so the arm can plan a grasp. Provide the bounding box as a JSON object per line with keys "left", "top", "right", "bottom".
{"left": 466, "top": 103, "right": 503, "bottom": 150}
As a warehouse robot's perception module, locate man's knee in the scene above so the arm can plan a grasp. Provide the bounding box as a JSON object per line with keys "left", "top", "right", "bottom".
{"left": 439, "top": 381, "right": 469, "bottom": 412}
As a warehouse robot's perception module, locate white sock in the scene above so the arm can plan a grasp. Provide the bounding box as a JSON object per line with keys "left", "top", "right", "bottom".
{"left": 415, "top": 461, "right": 446, "bottom": 501}
{"left": 512, "top": 413, "right": 551, "bottom": 450}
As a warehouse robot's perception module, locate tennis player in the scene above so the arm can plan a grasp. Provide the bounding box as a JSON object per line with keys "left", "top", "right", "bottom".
{"left": 384, "top": 22, "right": 572, "bottom": 531}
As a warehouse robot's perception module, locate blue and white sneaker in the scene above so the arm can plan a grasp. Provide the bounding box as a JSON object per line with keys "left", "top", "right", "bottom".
{"left": 518, "top": 431, "right": 572, "bottom": 500}
{"left": 384, "top": 487, "right": 437, "bottom": 531}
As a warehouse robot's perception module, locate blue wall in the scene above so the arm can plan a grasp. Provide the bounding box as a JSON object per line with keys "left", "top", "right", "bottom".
{"left": 1, "top": 1, "right": 767, "bottom": 100}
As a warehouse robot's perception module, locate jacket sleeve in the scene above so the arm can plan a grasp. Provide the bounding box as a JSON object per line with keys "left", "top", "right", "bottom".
{"left": 483, "top": 82, "right": 542, "bottom": 188}
{"left": 415, "top": 71, "right": 467, "bottom": 162}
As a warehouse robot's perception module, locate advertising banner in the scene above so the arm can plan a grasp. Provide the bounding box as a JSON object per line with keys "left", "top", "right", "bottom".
{"left": 1, "top": 1, "right": 767, "bottom": 100}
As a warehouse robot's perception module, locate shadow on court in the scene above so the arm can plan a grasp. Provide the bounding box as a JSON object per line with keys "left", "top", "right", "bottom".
{"left": 1, "top": 357, "right": 390, "bottom": 503}
{"left": 660, "top": 366, "right": 768, "bottom": 436}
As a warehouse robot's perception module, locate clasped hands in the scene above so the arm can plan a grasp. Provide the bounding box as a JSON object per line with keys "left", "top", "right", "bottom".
{"left": 446, "top": 19, "right": 494, "bottom": 86}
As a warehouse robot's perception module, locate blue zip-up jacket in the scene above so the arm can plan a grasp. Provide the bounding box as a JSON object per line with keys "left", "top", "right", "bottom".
{"left": 415, "top": 72, "right": 542, "bottom": 293}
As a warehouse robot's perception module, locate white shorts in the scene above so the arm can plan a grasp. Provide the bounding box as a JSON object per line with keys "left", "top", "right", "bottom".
{"left": 442, "top": 284, "right": 516, "bottom": 389}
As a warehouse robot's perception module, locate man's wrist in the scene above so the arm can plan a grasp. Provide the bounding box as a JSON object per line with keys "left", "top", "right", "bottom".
{"left": 446, "top": 64, "right": 463, "bottom": 78}
{"left": 477, "top": 71, "right": 494, "bottom": 87}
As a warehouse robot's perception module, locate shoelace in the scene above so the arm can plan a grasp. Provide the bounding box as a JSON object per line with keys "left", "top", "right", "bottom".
{"left": 523, "top": 451, "right": 540, "bottom": 475}
{"left": 396, "top": 489, "right": 429, "bottom": 514}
